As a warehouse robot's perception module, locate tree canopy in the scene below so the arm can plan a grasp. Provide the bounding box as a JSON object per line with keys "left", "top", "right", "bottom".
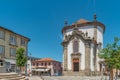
{"left": 16, "top": 48, "right": 27, "bottom": 67}
{"left": 99, "top": 37, "right": 120, "bottom": 80}
{"left": 99, "top": 37, "right": 120, "bottom": 70}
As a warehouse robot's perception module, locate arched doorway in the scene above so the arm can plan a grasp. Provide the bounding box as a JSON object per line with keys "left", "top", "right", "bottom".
{"left": 73, "top": 58, "right": 79, "bottom": 71}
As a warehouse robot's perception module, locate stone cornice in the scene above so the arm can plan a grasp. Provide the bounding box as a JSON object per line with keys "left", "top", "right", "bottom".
{"left": 71, "top": 52, "right": 81, "bottom": 57}
{"left": 62, "top": 21, "right": 105, "bottom": 34}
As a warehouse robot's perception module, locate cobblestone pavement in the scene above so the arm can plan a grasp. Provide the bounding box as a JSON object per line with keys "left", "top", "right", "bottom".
{"left": 42, "top": 76, "right": 120, "bottom": 80}
{"left": 28, "top": 76, "right": 120, "bottom": 80}
{"left": 42, "top": 76, "right": 101, "bottom": 80}
{"left": 29, "top": 76, "right": 42, "bottom": 80}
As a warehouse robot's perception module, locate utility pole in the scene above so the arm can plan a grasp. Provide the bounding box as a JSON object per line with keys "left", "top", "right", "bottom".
{"left": 25, "top": 45, "right": 28, "bottom": 76}
{"left": 25, "top": 52, "right": 28, "bottom": 76}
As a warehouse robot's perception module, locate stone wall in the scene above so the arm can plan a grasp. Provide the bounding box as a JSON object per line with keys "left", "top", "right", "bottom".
{"left": 0, "top": 67, "right": 6, "bottom": 73}
{"left": 62, "top": 70, "right": 101, "bottom": 76}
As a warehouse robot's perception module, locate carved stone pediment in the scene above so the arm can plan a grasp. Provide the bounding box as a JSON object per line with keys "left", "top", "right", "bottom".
{"left": 71, "top": 53, "right": 81, "bottom": 57}
{"left": 61, "top": 30, "right": 97, "bottom": 47}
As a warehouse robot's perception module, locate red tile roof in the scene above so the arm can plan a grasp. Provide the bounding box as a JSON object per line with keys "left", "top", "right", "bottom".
{"left": 75, "top": 19, "right": 89, "bottom": 24}
{"left": 35, "top": 58, "right": 55, "bottom": 62}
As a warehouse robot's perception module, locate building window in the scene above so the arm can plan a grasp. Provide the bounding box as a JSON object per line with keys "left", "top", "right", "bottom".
{"left": 41, "top": 63, "right": 43, "bottom": 66}
{"left": 0, "top": 45, "right": 5, "bottom": 54}
{"left": 33, "top": 63, "right": 35, "bottom": 66}
{"left": 73, "top": 40, "right": 79, "bottom": 53}
{"left": 48, "top": 62, "right": 51, "bottom": 65}
{"left": 54, "top": 63, "right": 56, "bottom": 66}
{"left": 27, "top": 64, "right": 30, "bottom": 68}
{"left": 0, "top": 60, "right": 3, "bottom": 66}
{"left": 36, "top": 63, "right": 38, "bottom": 66}
{"left": 9, "top": 35, "right": 17, "bottom": 45}
{"left": 0, "top": 30, "right": 5, "bottom": 39}
{"left": 54, "top": 69, "right": 56, "bottom": 73}
{"left": 21, "top": 39, "right": 26, "bottom": 46}
{"left": 10, "top": 48, "right": 16, "bottom": 57}
{"left": 45, "top": 63, "right": 47, "bottom": 66}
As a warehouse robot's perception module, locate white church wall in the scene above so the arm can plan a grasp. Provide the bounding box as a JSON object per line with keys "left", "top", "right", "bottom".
{"left": 66, "top": 29, "right": 73, "bottom": 35}
{"left": 79, "top": 26, "right": 94, "bottom": 38}
{"left": 67, "top": 41, "right": 73, "bottom": 70}
{"left": 63, "top": 29, "right": 73, "bottom": 40}
{"left": 79, "top": 39, "right": 85, "bottom": 70}
{"left": 90, "top": 44, "right": 94, "bottom": 71}
{"left": 97, "top": 26, "right": 103, "bottom": 45}
{"left": 63, "top": 25, "right": 104, "bottom": 71}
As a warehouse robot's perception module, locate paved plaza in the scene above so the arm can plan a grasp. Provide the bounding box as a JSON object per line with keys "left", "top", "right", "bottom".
{"left": 42, "top": 76, "right": 102, "bottom": 80}
{"left": 29, "top": 76, "right": 42, "bottom": 80}
{"left": 28, "top": 76, "right": 120, "bottom": 80}
{"left": 40, "top": 76, "right": 106, "bottom": 80}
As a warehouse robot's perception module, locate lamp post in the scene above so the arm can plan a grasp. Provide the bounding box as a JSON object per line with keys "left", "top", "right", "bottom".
{"left": 29, "top": 52, "right": 32, "bottom": 76}
{"left": 25, "top": 51, "right": 32, "bottom": 76}
{"left": 25, "top": 51, "right": 28, "bottom": 76}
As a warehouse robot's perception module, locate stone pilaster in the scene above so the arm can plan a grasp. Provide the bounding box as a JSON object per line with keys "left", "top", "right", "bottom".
{"left": 85, "top": 42, "right": 91, "bottom": 76}
{"left": 94, "top": 45, "right": 97, "bottom": 72}
{"left": 93, "top": 15, "right": 98, "bottom": 74}
{"left": 63, "top": 46, "right": 68, "bottom": 71}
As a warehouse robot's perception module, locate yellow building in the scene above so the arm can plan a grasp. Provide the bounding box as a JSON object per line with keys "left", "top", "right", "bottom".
{"left": 0, "top": 26, "right": 30, "bottom": 73}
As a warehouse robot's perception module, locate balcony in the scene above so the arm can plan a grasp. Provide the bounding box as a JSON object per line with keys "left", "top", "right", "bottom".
{"left": 9, "top": 41, "right": 17, "bottom": 47}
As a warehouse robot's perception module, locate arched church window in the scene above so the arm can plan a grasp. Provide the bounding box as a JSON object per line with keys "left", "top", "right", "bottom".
{"left": 73, "top": 40, "right": 79, "bottom": 53}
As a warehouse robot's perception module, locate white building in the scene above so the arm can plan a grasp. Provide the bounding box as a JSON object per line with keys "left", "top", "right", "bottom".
{"left": 62, "top": 15, "right": 105, "bottom": 76}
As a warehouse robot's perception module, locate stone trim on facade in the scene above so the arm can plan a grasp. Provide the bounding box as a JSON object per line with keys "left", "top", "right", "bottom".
{"left": 63, "top": 70, "right": 101, "bottom": 76}
{"left": 72, "top": 39, "right": 79, "bottom": 53}
{"left": 85, "top": 41, "right": 91, "bottom": 76}
{"left": 71, "top": 53, "right": 81, "bottom": 71}
{"left": 62, "top": 21, "right": 105, "bottom": 33}
{"left": 93, "top": 44, "right": 97, "bottom": 72}
{"left": 63, "top": 46, "right": 68, "bottom": 71}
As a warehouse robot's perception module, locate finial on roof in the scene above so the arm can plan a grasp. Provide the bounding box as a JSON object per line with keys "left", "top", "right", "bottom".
{"left": 94, "top": 14, "right": 97, "bottom": 21}
{"left": 64, "top": 20, "right": 68, "bottom": 26}
{"left": 73, "top": 24, "right": 78, "bottom": 31}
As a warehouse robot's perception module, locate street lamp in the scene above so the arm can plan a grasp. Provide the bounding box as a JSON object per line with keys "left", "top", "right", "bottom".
{"left": 25, "top": 51, "right": 28, "bottom": 76}
{"left": 25, "top": 51, "right": 32, "bottom": 76}
{"left": 28, "top": 52, "right": 32, "bottom": 76}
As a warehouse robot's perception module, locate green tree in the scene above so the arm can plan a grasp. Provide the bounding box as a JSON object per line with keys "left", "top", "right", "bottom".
{"left": 16, "top": 48, "right": 27, "bottom": 74}
{"left": 99, "top": 37, "right": 120, "bottom": 80}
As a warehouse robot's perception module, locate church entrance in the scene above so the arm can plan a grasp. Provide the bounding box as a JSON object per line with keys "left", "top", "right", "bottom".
{"left": 73, "top": 58, "right": 79, "bottom": 71}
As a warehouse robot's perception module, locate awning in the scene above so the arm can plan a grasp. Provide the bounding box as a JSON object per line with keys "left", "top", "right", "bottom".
{"left": 32, "top": 69, "right": 50, "bottom": 72}
{"left": 4, "top": 59, "right": 16, "bottom": 64}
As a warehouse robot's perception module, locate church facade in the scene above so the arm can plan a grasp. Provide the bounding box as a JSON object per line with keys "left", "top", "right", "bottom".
{"left": 62, "top": 15, "right": 105, "bottom": 76}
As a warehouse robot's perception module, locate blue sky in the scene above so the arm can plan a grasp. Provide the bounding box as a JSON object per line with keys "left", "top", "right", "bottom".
{"left": 0, "top": 0, "right": 119, "bottom": 61}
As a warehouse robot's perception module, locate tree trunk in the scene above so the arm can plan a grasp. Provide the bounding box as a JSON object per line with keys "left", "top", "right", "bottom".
{"left": 116, "top": 70, "right": 118, "bottom": 80}
{"left": 20, "top": 67, "right": 22, "bottom": 75}
{"left": 110, "top": 69, "right": 113, "bottom": 80}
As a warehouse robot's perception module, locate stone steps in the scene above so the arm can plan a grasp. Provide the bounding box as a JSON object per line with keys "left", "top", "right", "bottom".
{"left": 0, "top": 73, "right": 27, "bottom": 80}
